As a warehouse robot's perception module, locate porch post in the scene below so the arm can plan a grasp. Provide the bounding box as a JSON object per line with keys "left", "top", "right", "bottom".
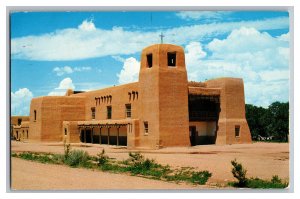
{"left": 99, "top": 127, "right": 102, "bottom": 145}
{"left": 108, "top": 127, "right": 110, "bottom": 145}
{"left": 91, "top": 127, "right": 94, "bottom": 143}
{"left": 117, "top": 126, "right": 120, "bottom": 146}
{"left": 84, "top": 128, "right": 86, "bottom": 143}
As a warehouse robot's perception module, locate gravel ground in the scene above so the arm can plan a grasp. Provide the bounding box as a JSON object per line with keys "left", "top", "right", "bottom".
{"left": 10, "top": 141, "right": 289, "bottom": 190}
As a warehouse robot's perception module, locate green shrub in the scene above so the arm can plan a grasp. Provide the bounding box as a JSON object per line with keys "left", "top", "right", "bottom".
{"left": 51, "top": 154, "right": 64, "bottom": 164}
{"left": 96, "top": 149, "right": 109, "bottom": 166}
{"left": 246, "top": 177, "right": 288, "bottom": 189}
{"left": 64, "top": 150, "right": 90, "bottom": 167}
{"left": 165, "top": 168, "right": 211, "bottom": 185}
{"left": 229, "top": 160, "right": 288, "bottom": 189}
{"left": 231, "top": 159, "right": 247, "bottom": 187}
{"left": 191, "top": 171, "right": 212, "bottom": 185}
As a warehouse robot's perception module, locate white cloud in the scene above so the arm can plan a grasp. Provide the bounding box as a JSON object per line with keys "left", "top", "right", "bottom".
{"left": 53, "top": 66, "right": 91, "bottom": 76}
{"left": 207, "top": 27, "right": 288, "bottom": 55}
{"left": 48, "top": 77, "right": 75, "bottom": 96}
{"left": 259, "top": 69, "right": 289, "bottom": 82}
{"left": 78, "top": 19, "right": 96, "bottom": 31}
{"left": 112, "top": 55, "right": 125, "bottom": 62}
{"left": 11, "top": 17, "right": 289, "bottom": 61}
{"left": 277, "top": 32, "right": 289, "bottom": 42}
{"left": 184, "top": 28, "right": 289, "bottom": 106}
{"left": 117, "top": 57, "right": 140, "bottom": 84}
{"left": 53, "top": 66, "right": 73, "bottom": 76}
{"left": 11, "top": 88, "right": 33, "bottom": 116}
{"left": 73, "top": 66, "right": 91, "bottom": 72}
{"left": 176, "top": 11, "right": 232, "bottom": 21}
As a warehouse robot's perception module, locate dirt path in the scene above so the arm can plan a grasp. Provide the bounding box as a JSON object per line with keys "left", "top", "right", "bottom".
{"left": 11, "top": 157, "right": 205, "bottom": 190}
{"left": 10, "top": 141, "right": 290, "bottom": 189}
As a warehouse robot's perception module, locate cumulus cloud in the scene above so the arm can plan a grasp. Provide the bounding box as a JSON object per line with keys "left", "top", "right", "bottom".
{"left": 116, "top": 57, "right": 140, "bottom": 84}
{"left": 11, "top": 88, "right": 33, "bottom": 116}
{"left": 11, "top": 17, "right": 289, "bottom": 61}
{"left": 176, "top": 11, "right": 232, "bottom": 21}
{"left": 78, "top": 19, "right": 96, "bottom": 31}
{"left": 48, "top": 77, "right": 75, "bottom": 96}
{"left": 53, "top": 66, "right": 91, "bottom": 76}
{"left": 184, "top": 28, "right": 289, "bottom": 107}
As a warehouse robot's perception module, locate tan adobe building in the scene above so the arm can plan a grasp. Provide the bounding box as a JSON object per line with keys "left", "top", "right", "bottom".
{"left": 11, "top": 116, "right": 30, "bottom": 141}
{"left": 16, "top": 44, "right": 252, "bottom": 149}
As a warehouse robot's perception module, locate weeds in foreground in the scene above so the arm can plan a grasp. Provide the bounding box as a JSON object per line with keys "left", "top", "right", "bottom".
{"left": 231, "top": 159, "right": 247, "bottom": 187}
{"left": 12, "top": 152, "right": 64, "bottom": 165}
{"left": 96, "top": 149, "right": 109, "bottom": 166}
{"left": 230, "top": 159, "right": 288, "bottom": 189}
{"left": 64, "top": 150, "right": 91, "bottom": 168}
{"left": 12, "top": 150, "right": 212, "bottom": 185}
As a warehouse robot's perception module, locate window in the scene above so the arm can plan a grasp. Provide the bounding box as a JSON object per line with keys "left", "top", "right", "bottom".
{"left": 147, "top": 54, "right": 153, "bottom": 68}
{"left": 144, "top": 121, "right": 149, "bottom": 134}
{"left": 18, "top": 118, "right": 22, "bottom": 125}
{"left": 64, "top": 128, "right": 67, "bottom": 136}
{"left": 125, "top": 104, "right": 131, "bottom": 118}
{"left": 34, "top": 110, "right": 37, "bottom": 121}
{"left": 107, "top": 106, "right": 112, "bottom": 119}
{"left": 91, "top": 107, "right": 96, "bottom": 119}
{"left": 167, "top": 52, "right": 176, "bottom": 66}
{"left": 26, "top": 130, "right": 28, "bottom": 138}
{"left": 235, "top": 125, "right": 240, "bottom": 137}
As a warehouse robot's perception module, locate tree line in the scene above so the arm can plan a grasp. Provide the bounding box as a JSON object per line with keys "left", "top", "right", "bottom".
{"left": 245, "top": 102, "right": 289, "bottom": 142}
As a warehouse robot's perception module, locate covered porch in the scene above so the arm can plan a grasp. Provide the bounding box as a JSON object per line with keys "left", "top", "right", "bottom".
{"left": 63, "top": 120, "right": 135, "bottom": 147}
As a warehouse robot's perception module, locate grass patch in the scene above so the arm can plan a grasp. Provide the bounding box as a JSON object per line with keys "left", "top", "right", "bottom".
{"left": 229, "top": 159, "right": 288, "bottom": 189}
{"left": 12, "top": 150, "right": 212, "bottom": 186}
{"left": 64, "top": 150, "right": 91, "bottom": 168}
{"left": 12, "top": 152, "right": 64, "bottom": 164}
{"left": 165, "top": 167, "right": 212, "bottom": 185}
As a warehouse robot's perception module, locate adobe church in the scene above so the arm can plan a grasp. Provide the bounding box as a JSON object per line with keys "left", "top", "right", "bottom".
{"left": 13, "top": 44, "right": 252, "bottom": 149}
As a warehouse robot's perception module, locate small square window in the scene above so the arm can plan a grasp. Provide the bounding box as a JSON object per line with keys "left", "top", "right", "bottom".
{"left": 168, "top": 52, "right": 176, "bottom": 66}
{"left": 147, "top": 54, "right": 153, "bottom": 68}
{"left": 144, "top": 121, "right": 149, "bottom": 134}
{"left": 18, "top": 118, "right": 22, "bottom": 125}
{"left": 235, "top": 125, "right": 240, "bottom": 137}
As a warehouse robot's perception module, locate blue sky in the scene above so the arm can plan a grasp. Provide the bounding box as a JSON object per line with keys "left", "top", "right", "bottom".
{"left": 10, "top": 11, "right": 290, "bottom": 116}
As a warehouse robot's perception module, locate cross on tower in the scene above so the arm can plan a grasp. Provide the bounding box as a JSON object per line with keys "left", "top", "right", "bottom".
{"left": 159, "top": 32, "right": 165, "bottom": 44}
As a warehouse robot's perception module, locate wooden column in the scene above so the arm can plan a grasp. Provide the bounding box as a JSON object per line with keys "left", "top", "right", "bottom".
{"left": 107, "top": 127, "right": 110, "bottom": 145}
{"left": 99, "top": 127, "right": 102, "bottom": 145}
{"left": 91, "top": 127, "right": 94, "bottom": 143}
{"left": 117, "top": 126, "right": 120, "bottom": 146}
{"left": 78, "top": 128, "right": 81, "bottom": 142}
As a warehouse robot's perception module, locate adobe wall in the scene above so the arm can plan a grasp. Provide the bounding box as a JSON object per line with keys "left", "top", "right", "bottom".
{"left": 63, "top": 121, "right": 80, "bottom": 143}
{"left": 11, "top": 116, "right": 30, "bottom": 139}
{"left": 29, "top": 96, "right": 86, "bottom": 142}
{"left": 29, "top": 97, "right": 43, "bottom": 141}
{"left": 157, "top": 45, "right": 190, "bottom": 147}
{"left": 189, "top": 121, "right": 216, "bottom": 136}
{"left": 11, "top": 116, "right": 29, "bottom": 126}
{"left": 71, "top": 82, "right": 139, "bottom": 121}
{"left": 205, "top": 78, "right": 252, "bottom": 144}
{"left": 138, "top": 44, "right": 190, "bottom": 148}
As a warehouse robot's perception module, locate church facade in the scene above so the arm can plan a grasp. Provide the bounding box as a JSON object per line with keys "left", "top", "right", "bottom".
{"left": 15, "top": 44, "right": 252, "bottom": 149}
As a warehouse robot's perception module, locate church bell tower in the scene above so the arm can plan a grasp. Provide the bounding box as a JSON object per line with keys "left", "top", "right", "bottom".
{"left": 138, "top": 44, "right": 190, "bottom": 148}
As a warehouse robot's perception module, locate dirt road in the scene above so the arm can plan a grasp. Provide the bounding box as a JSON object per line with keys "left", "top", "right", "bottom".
{"left": 10, "top": 141, "right": 289, "bottom": 190}
{"left": 11, "top": 157, "right": 205, "bottom": 190}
